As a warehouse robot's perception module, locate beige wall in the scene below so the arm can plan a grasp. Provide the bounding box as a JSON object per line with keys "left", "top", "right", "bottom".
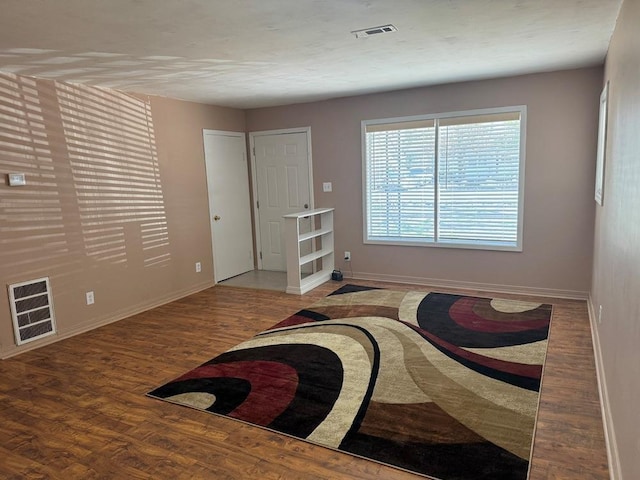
{"left": 0, "top": 73, "right": 245, "bottom": 358}
{"left": 592, "top": 0, "right": 640, "bottom": 478}
{"left": 247, "top": 68, "right": 602, "bottom": 295}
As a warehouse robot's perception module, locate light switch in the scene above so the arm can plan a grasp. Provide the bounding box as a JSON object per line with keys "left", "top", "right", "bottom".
{"left": 8, "top": 173, "right": 26, "bottom": 186}
{"left": 322, "top": 182, "right": 332, "bottom": 192}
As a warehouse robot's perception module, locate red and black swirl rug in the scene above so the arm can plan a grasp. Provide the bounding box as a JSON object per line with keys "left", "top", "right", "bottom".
{"left": 148, "top": 284, "right": 552, "bottom": 480}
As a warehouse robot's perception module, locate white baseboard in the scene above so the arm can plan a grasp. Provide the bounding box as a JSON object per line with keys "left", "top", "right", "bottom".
{"left": 587, "top": 296, "right": 622, "bottom": 480}
{"left": 347, "top": 271, "right": 589, "bottom": 300}
{"left": 1, "top": 281, "right": 215, "bottom": 360}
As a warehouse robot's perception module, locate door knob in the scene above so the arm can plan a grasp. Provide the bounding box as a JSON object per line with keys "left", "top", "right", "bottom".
{"left": 304, "top": 203, "right": 309, "bottom": 209}
{"left": 213, "top": 215, "right": 221, "bottom": 221}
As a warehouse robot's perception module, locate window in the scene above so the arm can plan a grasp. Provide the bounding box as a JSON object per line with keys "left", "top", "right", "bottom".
{"left": 363, "top": 106, "right": 526, "bottom": 251}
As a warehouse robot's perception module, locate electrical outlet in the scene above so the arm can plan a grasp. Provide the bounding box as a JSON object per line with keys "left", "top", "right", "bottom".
{"left": 195, "top": 262, "right": 202, "bottom": 273}
{"left": 86, "top": 291, "right": 95, "bottom": 305}
{"left": 344, "top": 251, "right": 351, "bottom": 261}
{"left": 323, "top": 182, "right": 332, "bottom": 192}
{"left": 598, "top": 305, "right": 602, "bottom": 324}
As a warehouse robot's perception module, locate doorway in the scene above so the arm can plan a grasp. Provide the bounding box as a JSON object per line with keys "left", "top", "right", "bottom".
{"left": 250, "top": 128, "right": 313, "bottom": 272}
{"left": 203, "top": 130, "right": 254, "bottom": 282}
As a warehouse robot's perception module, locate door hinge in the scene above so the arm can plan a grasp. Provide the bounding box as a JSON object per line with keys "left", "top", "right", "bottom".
{"left": 259, "top": 251, "right": 262, "bottom": 260}
{"left": 252, "top": 146, "right": 255, "bottom": 156}
{"left": 256, "top": 200, "right": 259, "bottom": 209}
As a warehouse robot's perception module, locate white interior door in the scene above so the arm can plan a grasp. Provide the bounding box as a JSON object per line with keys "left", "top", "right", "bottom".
{"left": 252, "top": 130, "right": 312, "bottom": 271}
{"left": 203, "top": 130, "right": 254, "bottom": 282}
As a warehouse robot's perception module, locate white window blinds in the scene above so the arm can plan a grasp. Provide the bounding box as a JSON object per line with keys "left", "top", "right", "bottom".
{"left": 366, "top": 119, "right": 435, "bottom": 241}
{"left": 363, "top": 107, "right": 525, "bottom": 250}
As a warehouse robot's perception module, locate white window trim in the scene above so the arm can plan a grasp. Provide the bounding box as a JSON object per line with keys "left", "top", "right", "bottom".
{"left": 361, "top": 105, "right": 527, "bottom": 252}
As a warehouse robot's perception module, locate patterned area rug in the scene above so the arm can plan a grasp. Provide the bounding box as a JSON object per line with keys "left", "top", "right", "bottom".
{"left": 148, "top": 284, "right": 552, "bottom": 480}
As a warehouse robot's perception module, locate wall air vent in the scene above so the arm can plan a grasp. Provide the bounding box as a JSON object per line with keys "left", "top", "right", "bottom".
{"left": 351, "top": 24, "right": 398, "bottom": 39}
{"left": 8, "top": 277, "right": 57, "bottom": 346}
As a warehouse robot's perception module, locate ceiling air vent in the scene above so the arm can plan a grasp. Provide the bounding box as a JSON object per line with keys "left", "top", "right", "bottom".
{"left": 351, "top": 24, "right": 398, "bottom": 39}
{"left": 8, "top": 277, "right": 57, "bottom": 346}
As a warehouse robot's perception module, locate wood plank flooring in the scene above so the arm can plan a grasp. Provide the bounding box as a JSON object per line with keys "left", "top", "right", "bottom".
{"left": 0, "top": 280, "right": 609, "bottom": 479}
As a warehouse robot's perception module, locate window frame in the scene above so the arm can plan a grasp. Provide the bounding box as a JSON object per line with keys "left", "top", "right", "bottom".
{"left": 361, "top": 105, "right": 527, "bottom": 252}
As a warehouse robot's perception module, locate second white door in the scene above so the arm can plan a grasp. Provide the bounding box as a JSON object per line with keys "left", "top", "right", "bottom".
{"left": 203, "top": 130, "right": 254, "bottom": 282}
{"left": 252, "top": 130, "right": 312, "bottom": 271}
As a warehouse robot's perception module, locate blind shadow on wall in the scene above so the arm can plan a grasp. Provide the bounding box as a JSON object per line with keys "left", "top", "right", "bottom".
{"left": 0, "top": 72, "right": 171, "bottom": 287}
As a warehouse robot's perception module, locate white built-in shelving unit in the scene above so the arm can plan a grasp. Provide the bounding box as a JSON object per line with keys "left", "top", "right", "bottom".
{"left": 283, "top": 208, "right": 334, "bottom": 295}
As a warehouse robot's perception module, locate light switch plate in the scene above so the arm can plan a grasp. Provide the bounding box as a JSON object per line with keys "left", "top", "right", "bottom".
{"left": 8, "top": 173, "right": 26, "bottom": 186}
{"left": 322, "top": 182, "right": 332, "bottom": 192}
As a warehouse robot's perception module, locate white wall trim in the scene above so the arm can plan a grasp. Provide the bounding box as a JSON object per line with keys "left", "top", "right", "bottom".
{"left": 202, "top": 129, "right": 245, "bottom": 137}
{"left": 346, "top": 270, "right": 589, "bottom": 300}
{"left": 587, "top": 296, "right": 622, "bottom": 480}
{"left": 0, "top": 281, "right": 215, "bottom": 360}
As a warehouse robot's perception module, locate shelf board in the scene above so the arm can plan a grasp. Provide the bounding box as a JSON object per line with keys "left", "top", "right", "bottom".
{"left": 283, "top": 207, "right": 334, "bottom": 219}
{"left": 299, "top": 247, "right": 333, "bottom": 266}
{"left": 298, "top": 226, "right": 333, "bottom": 242}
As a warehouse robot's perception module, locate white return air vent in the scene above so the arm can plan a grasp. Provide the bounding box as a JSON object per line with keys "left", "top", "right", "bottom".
{"left": 8, "top": 277, "right": 57, "bottom": 345}
{"left": 351, "top": 24, "right": 398, "bottom": 39}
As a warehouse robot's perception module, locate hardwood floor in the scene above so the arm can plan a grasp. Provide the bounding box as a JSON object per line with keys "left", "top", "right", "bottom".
{"left": 0, "top": 280, "right": 609, "bottom": 479}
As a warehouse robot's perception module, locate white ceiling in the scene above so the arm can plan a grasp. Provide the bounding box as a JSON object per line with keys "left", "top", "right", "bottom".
{"left": 0, "top": 0, "right": 622, "bottom": 109}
